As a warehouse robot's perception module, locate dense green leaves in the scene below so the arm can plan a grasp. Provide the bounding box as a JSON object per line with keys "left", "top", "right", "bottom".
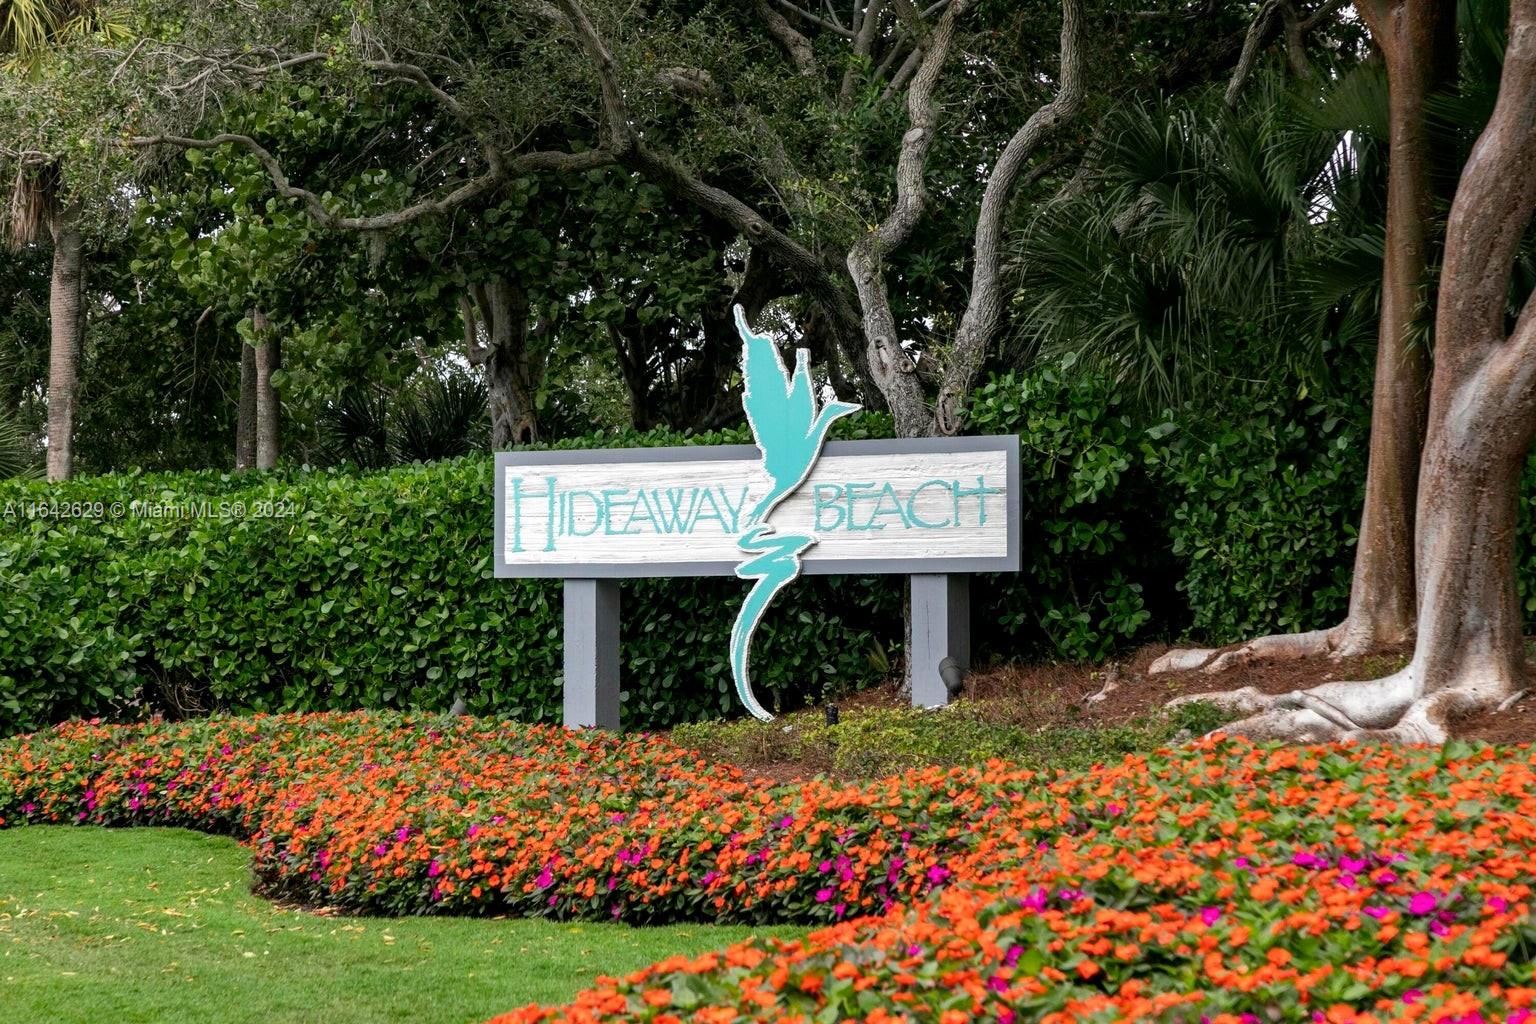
{"left": 0, "top": 431, "right": 897, "bottom": 737}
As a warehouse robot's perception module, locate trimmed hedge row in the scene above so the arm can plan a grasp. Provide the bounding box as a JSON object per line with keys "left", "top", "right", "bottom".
{"left": 0, "top": 374, "right": 1190, "bottom": 735}
{"left": 9, "top": 368, "right": 1535, "bottom": 735}
{"left": 0, "top": 440, "right": 895, "bottom": 736}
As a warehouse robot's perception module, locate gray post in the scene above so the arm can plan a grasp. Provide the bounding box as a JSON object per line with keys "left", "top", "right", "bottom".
{"left": 563, "top": 578, "right": 621, "bottom": 730}
{"left": 909, "top": 574, "right": 970, "bottom": 708}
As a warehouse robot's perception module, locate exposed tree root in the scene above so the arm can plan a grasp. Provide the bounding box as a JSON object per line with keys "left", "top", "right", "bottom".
{"left": 1081, "top": 663, "right": 1121, "bottom": 705}
{"left": 1169, "top": 664, "right": 1515, "bottom": 745}
{"left": 1147, "top": 622, "right": 1389, "bottom": 676}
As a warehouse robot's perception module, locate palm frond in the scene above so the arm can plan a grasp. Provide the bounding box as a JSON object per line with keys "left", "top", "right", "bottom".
{"left": 390, "top": 372, "right": 488, "bottom": 464}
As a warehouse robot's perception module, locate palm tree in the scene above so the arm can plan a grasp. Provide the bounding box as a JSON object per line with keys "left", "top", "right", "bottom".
{"left": 1, "top": 0, "right": 126, "bottom": 480}
{"left": 1009, "top": 71, "right": 1389, "bottom": 404}
{"left": 0, "top": 350, "right": 38, "bottom": 479}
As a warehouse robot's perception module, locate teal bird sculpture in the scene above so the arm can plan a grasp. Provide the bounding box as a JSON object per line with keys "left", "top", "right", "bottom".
{"left": 729, "top": 306, "right": 861, "bottom": 721}
{"left": 735, "top": 306, "right": 861, "bottom": 524}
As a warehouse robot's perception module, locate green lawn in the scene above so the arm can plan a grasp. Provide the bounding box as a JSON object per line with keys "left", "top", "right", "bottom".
{"left": 0, "top": 827, "right": 805, "bottom": 1024}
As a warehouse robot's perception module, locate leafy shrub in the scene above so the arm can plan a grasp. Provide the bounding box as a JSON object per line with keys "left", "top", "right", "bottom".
{"left": 18, "top": 366, "right": 1536, "bottom": 734}
{"left": 967, "top": 370, "right": 1177, "bottom": 661}
{"left": 0, "top": 422, "right": 897, "bottom": 735}
{"left": 1153, "top": 390, "right": 1368, "bottom": 644}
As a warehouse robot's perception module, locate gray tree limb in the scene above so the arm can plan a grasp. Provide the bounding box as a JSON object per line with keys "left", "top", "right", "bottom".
{"left": 846, "top": 0, "right": 970, "bottom": 436}
{"left": 757, "top": 0, "right": 822, "bottom": 74}
{"left": 934, "top": 0, "right": 1086, "bottom": 434}
{"left": 1224, "top": 0, "right": 1281, "bottom": 107}
{"left": 552, "top": 0, "right": 876, "bottom": 398}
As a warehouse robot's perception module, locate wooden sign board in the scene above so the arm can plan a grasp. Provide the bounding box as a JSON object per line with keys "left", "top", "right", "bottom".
{"left": 494, "top": 436, "right": 1020, "bottom": 578}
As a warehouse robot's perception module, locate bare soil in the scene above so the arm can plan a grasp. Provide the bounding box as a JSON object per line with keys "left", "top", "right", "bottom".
{"left": 868, "top": 639, "right": 1531, "bottom": 745}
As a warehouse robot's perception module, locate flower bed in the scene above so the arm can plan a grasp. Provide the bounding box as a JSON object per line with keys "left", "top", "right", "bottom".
{"left": 0, "top": 712, "right": 994, "bottom": 923}
{"left": 494, "top": 741, "right": 1536, "bottom": 1023}
{"left": 3, "top": 715, "right": 1535, "bottom": 1021}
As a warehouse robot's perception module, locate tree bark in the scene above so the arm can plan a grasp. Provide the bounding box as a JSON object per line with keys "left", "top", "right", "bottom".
{"left": 46, "top": 202, "right": 84, "bottom": 482}
{"left": 464, "top": 280, "right": 542, "bottom": 447}
{"left": 847, "top": 0, "right": 974, "bottom": 438}
{"left": 934, "top": 0, "right": 1085, "bottom": 434}
{"left": 235, "top": 334, "right": 258, "bottom": 472}
{"left": 1151, "top": 0, "right": 1456, "bottom": 675}
{"left": 253, "top": 309, "right": 281, "bottom": 470}
{"left": 1406, "top": 0, "right": 1536, "bottom": 708}
{"left": 1170, "top": 0, "right": 1536, "bottom": 743}
{"left": 1331, "top": 0, "right": 1458, "bottom": 654}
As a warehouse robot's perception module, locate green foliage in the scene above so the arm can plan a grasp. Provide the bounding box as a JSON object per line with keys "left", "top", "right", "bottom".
{"left": 0, "top": 367, "right": 1437, "bottom": 737}
{"left": 1153, "top": 389, "right": 1367, "bottom": 643}
{"left": 1011, "top": 74, "right": 1388, "bottom": 404}
{"left": 323, "top": 370, "right": 489, "bottom": 469}
{"left": 966, "top": 370, "right": 1174, "bottom": 661}
{"left": 0, "top": 428, "right": 898, "bottom": 737}
{"left": 673, "top": 698, "right": 1232, "bottom": 780}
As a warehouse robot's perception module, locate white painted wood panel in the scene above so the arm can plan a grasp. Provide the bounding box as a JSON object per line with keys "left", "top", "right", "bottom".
{"left": 499, "top": 448, "right": 1011, "bottom": 570}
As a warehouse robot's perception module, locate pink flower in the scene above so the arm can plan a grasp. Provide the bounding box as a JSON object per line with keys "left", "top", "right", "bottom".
{"left": 1200, "top": 906, "right": 1222, "bottom": 926}
{"left": 535, "top": 867, "right": 553, "bottom": 888}
{"left": 815, "top": 888, "right": 834, "bottom": 903}
{"left": 427, "top": 860, "right": 442, "bottom": 878}
{"left": 1403, "top": 989, "right": 1423, "bottom": 1004}
{"left": 1409, "top": 892, "right": 1438, "bottom": 915}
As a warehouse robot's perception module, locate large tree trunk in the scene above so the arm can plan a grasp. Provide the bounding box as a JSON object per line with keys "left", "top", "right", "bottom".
{"left": 1334, "top": 0, "right": 1459, "bottom": 654}
{"left": 46, "top": 203, "right": 84, "bottom": 482}
{"left": 1174, "top": 0, "right": 1536, "bottom": 743}
{"left": 235, "top": 336, "right": 258, "bottom": 471}
{"left": 253, "top": 310, "right": 281, "bottom": 470}
{"left": 463, "top": 280, "right": 542, "bottom": 447}
{"left": 1151, "top": 1, "right": 1457, "bottom": 675}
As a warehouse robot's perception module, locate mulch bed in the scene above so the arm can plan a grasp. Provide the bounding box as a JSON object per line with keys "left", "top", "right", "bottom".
{"left": 870, "top": 639, "right": 1530, "bottom": 745}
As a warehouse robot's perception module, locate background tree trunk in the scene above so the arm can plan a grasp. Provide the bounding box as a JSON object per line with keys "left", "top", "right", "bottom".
{"left": 1402, "top": 0, "right": 1536, "bottom": 711}
{"left": 253, "top": 310, "right": 281, "bottom": 470}
{"left": 1174, "top": 0, "right": 1536, "bottom": 743}
{"left": 45, "top": 203, "right": 83, "bottom": 482}
{"left": 464, "top": 279, "right": 542, "bottom": 447}
{"left": 1335, "top": 0, "right": 1459, "bottom": 655}
{"left": 235, "top": 338, "right": 257, "bottom": 471}
{"left": 1151, "top": 1, "right": 1457, "bottom": 675}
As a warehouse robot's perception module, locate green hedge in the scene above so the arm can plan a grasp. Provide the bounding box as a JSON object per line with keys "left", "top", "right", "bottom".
{"left": 1153, "top": 391, "right": 1368, "bottom": 642}
{"left": 0, "top": 376, "right": 1206, "bottom": 736}
{"left": 0, "top": 427, "right": 901, "bottom": 736}
{"left": 17, "top": 370, "right": 1534, "bottom": 737}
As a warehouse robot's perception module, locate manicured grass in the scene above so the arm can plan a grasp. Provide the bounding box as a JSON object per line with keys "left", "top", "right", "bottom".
{"left": 0, "top": 827, "right": 805, "bottom": 1024}
{"left": 671, "top": 696, "right": 1234, "bottom": 778}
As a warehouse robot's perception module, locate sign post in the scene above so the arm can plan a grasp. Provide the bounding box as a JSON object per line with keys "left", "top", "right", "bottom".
{"left": 562, "top": 578, "right": 620, "bottom": 730}
{"left": 495, "top": 435, "right": 1020, "bottom": 728}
